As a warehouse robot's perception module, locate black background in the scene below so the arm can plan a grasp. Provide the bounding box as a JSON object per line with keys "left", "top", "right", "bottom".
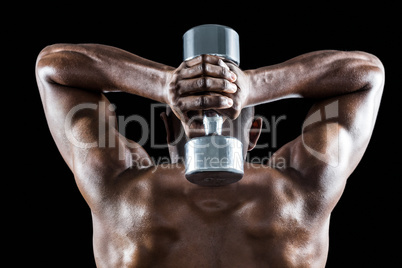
{"left": 11, "top": 3, "right": 399, "bottom": 267}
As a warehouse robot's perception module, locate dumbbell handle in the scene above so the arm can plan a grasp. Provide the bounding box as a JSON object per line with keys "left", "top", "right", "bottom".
{"left": 203, "top": 113, "right": 223, "bottom": 135}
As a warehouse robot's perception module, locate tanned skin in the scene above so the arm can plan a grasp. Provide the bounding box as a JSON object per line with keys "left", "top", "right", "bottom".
{"left": 36, "top": 43, "right": 384, "bottom": 267}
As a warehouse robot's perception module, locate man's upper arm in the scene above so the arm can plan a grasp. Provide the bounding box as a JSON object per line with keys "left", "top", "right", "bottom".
{"left": 270, "top": 66, "right": 384, "bottom": 207}
{"left": 36, "top": 48, "right": 150, "bottom": 208}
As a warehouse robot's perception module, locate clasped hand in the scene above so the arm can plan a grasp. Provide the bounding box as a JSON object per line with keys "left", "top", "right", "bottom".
{"left": 166, "top": 55, "right": 250, "bottom": 127}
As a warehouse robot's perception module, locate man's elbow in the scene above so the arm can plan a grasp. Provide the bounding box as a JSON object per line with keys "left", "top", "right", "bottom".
{"left": 357, "top": 52, "right": 385, "bottom": 92}
{"left": 36, "top": 44, "right": 76, "bottom": 86}
{"left": 36, "top": 44, "right": 62, "bottom": 84}
{"left": 370, "top": 56, "right": 385, "bottom": 92}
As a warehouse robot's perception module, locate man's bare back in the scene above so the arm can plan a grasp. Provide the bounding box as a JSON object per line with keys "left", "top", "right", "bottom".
{"left": 36, "top": 42, "right": 384, "bottom": 267}
{"left": 92, "top": 164, "right": 330, "bottom": 267}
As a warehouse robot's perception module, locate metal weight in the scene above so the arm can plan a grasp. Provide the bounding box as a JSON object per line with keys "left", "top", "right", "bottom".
{"left": 183, "top": 24, "right": 240, "bottom": 65}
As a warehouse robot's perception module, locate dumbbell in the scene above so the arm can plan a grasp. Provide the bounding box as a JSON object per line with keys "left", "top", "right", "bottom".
{"left": 182, "top": 24, "right": 244, "bottom": 187}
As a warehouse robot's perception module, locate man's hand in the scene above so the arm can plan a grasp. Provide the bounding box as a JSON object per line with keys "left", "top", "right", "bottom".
{"left": 223, "top": 61, "right": 251, "bottom": 119}
{"left": 166, "top": 55, "right": 250, "bottom": 125}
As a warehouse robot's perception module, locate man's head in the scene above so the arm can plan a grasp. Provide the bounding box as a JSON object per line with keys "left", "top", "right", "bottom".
{"left": 161, "top": 107, "right": 262, "bottom": 161}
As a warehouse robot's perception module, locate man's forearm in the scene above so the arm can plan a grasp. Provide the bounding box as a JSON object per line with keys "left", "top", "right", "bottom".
{"left": 36, "top": 43, "right": 174, "bottom": 103}
{"left": 245, "top": 50, "right": 384, "bottom": 106}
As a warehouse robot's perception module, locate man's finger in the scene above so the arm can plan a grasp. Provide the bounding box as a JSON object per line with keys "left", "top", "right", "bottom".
{"left": 180, "top": 63, "right": 236, "bottom": 82}
{"left": 177, "top": 77, "right": 237, "bottom": 95}
{"left": 185, "top": 54, "right": 221, "bottom": 67}
{"left": 176, "top": 94, "right": 233, "bottom": 112}
{"left": 184, "top": 55, "right": 203, "bottom": 67}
